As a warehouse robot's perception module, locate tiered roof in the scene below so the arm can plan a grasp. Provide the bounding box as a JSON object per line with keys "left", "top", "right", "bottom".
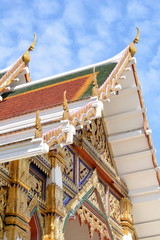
{"left": 0, "top": 28, "right": 160, "bottom": 240}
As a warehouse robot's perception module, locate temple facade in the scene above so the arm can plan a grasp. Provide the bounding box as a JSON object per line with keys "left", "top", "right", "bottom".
{"left": 0, "top": 29, "right": 159, "bottom": 240}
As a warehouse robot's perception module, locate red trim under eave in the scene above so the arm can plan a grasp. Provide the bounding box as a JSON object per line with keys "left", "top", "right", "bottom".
{"left": 73, "top": 144, "right": 114, "bottom": 185}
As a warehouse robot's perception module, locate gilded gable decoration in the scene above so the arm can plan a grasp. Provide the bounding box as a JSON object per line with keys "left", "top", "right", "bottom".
{"left": 83, "top": 118, "right": 114, "bottom": 168}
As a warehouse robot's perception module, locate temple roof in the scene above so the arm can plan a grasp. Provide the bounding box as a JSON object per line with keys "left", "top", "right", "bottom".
{"left": 0, "top": 58, "right": 117, "bottom": 120}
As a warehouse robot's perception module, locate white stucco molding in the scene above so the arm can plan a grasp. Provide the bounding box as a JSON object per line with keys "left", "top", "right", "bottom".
{"left": 0, "top": 138, "right": 49, "bottom": 163}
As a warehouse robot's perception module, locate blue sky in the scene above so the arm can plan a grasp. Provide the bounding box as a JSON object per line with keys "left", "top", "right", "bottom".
{"left": 0, "top": 0, "right": 160, "bottom": 163}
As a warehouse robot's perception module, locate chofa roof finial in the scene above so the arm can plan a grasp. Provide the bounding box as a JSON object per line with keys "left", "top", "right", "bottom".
{"left": 129, "top": 27, "right": 140, "bottom": 57}
{"left": 22, "top": 33, "right": 36, "bottom": 64}
{"left": 92, "top": 67, "right": 99, "bottom": 97}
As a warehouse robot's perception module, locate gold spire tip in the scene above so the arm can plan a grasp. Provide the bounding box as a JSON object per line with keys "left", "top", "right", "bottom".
{"left": 22, "top": 33, "right": 36, "bottom": 64}
{"left": 28, "top": 33, "right": 36, "bottom": 52}
{"left": 133, "top": 27, "right": 140, "bottom": 44}
{"left": 129, "top": 27, "right": 140, "bottom": 57}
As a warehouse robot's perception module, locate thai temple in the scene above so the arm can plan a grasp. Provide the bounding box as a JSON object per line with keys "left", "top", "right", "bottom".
{"left": 0, "top": 28, "right": 159, "bottom": 240}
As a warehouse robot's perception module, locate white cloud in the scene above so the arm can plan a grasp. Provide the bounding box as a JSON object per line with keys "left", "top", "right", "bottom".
{"left": 78, "top": 40, "right": 106, "bottom": 66}
{"left": 33, "top": 0, "right": 61, "bottom": 18}
{"left": 127, "top": 0, "right": 149, "bottom": 19}
{"left": 63, "top": 0, "right": 86, "bottom": 27}
{"left": 100, "top": 5, "right": 122, "bottom": 24}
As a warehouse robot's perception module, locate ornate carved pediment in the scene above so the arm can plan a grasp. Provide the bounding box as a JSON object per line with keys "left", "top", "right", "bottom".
{"left": 78, "top": 118, "right": 116, "bottom": 170}
{"left": 63, "top": 170, "right": 113, "bottom": 239}
{"left": 77, "top": 205, "right": 111, "bottom": 240}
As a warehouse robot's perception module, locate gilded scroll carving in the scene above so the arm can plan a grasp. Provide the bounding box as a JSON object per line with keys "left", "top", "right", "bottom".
{"left": 83, "top": 119, "right": 113, "bottom": 166}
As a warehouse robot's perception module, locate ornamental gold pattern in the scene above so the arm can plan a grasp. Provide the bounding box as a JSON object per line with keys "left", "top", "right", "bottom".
{"left": 109, "top": 192, "right": 121, "bottom": 223}
{"left": 83, "top": 119, "right": 113, "bottom": 166}
{"left": 77, "top": 205, "right": 110, "bottom": 240}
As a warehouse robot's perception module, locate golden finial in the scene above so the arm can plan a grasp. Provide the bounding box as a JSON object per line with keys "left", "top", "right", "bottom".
{"left": 28, "top": 33, "right": 36, "bottom": 51}
{"left": 63, "top": 90, "right": 70, "bottom": 120}
{"left": 129, "top": 27, "right": 140, "bottom": 57}
{"left": 35, "top": 110, "right": 42, "bottom": 138}
{"left": 92, "top": 67, "right": 99, "bottom": 97}
{"left": 22, "top": 33, "right": 36, "bottom": 64}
